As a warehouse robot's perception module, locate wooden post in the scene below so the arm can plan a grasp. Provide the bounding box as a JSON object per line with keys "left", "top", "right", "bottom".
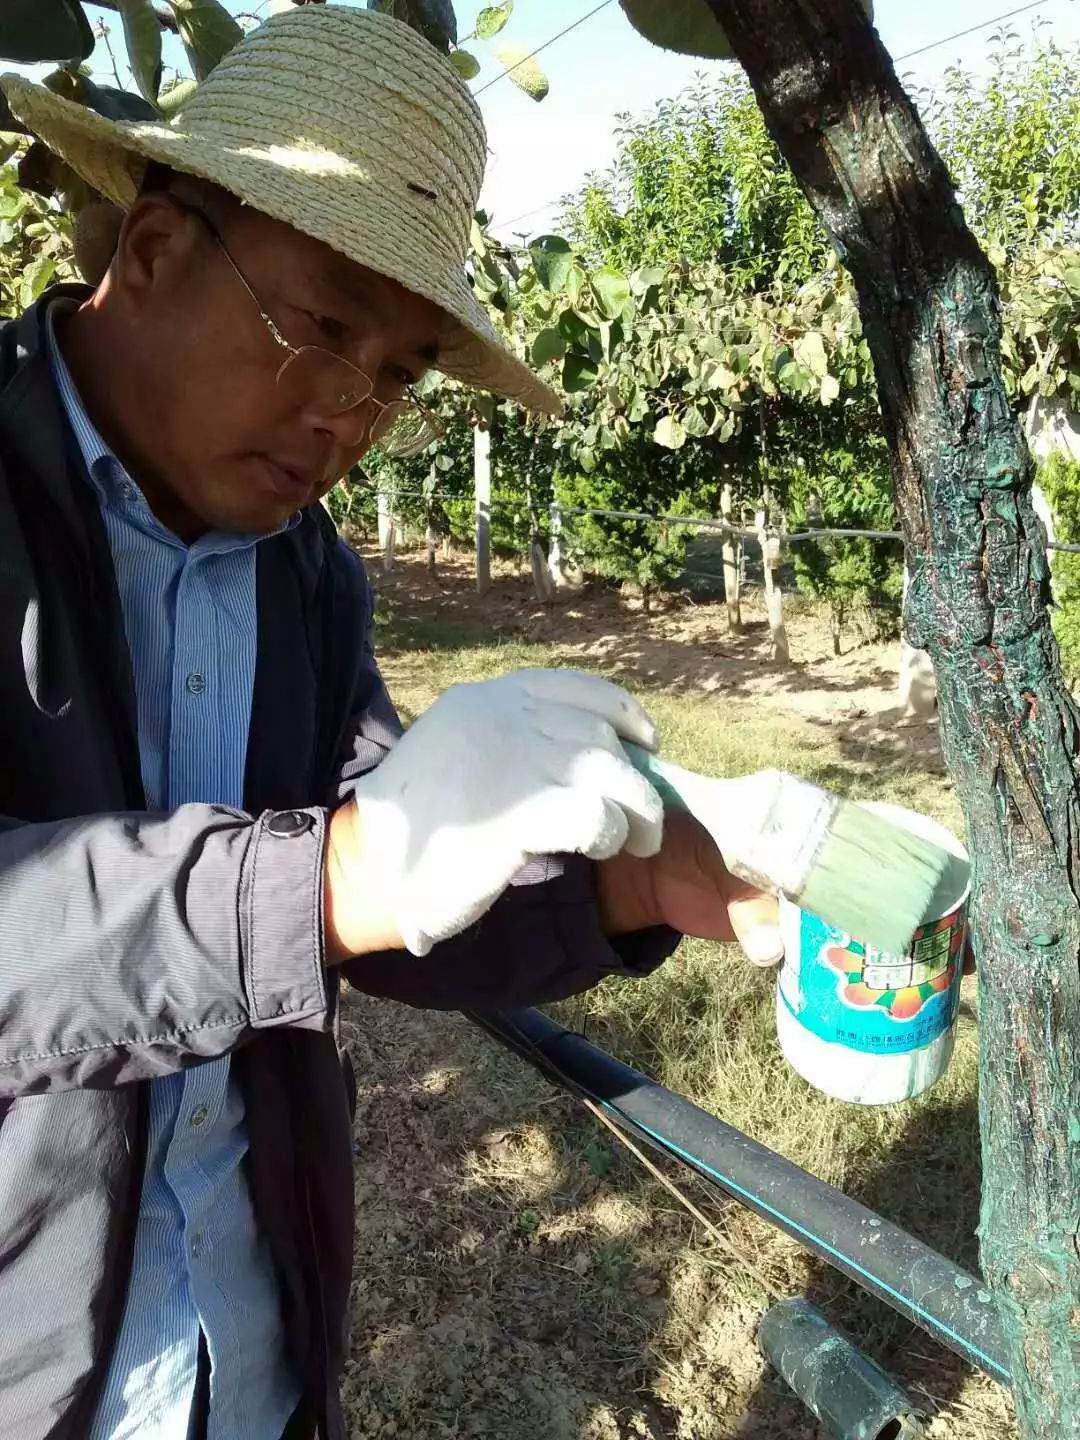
{"left": 720, "top": 481, "right": 741, "bottom": 632}
{"left": 756, "top": 509, "right": 789, "bottom": 663}
{"left": 425, "top": 462, "right": 438, "bottom": 578}
{"left": 474, "top": 422, "right": 491, "bottom": 596}
{"left": 699, "top": 2, "right": 1080, "bottom": 1430}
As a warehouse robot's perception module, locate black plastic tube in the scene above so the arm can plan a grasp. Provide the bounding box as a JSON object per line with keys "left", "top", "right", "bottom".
{"left": 468, "top": 1007, "right": 1010, "bottom": 1387}
{"left": 758, "top": 1299, "right": 926, "bottom": 1439}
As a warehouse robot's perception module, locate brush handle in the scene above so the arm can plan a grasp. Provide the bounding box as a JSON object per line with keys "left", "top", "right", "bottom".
{"left": 623, "top": 742, "right": 832, "bottom": 899}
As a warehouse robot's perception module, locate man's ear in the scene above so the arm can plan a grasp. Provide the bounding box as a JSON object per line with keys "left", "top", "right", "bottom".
{"left": 113, "top": 193, "right": 200, "bottom": 309}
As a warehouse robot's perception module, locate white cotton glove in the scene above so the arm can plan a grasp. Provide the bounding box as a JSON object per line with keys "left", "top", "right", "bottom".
{"left": 349, "top": 668, "right": 664, "bottom": 956}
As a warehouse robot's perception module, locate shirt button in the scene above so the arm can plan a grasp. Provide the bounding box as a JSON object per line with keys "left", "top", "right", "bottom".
{"left": 267, "top": 810, "right": 314, "bottom": 838}
{"left": 189, "top": 1105, "right": 210, "bottom": 1129}
{"left": 185, "top": 672, "right": 206, "bottom": 696}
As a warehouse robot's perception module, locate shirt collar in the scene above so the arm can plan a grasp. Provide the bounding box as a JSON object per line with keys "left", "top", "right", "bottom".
{"left": 45, "top": 305, "right": 302, "bottom": 548}
{"left": 45, "top": 300, "right": 116, "bottom": 500}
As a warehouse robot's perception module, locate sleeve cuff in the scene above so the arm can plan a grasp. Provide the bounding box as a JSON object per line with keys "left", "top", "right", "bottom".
{"left": 240, "top": 808, "right": 329, "bottom": 1029}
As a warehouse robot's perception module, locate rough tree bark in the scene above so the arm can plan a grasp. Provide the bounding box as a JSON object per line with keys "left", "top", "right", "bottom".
{"left": 703, "top": 2, "right": 1080, "bottom": 1433}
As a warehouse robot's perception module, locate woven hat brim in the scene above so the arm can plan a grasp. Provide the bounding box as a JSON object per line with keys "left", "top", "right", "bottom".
{"left": 1, "top": 74, "right": 562, "bottom": 417}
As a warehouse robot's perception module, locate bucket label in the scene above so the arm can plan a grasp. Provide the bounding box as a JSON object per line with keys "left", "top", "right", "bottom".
{"left": 778, "top": 904, "right": 967, "bottom": 1056}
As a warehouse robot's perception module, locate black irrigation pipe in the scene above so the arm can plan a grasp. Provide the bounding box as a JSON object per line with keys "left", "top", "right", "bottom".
{"left": 468, "top": 1006, "right": 1012, "bottom": 1390}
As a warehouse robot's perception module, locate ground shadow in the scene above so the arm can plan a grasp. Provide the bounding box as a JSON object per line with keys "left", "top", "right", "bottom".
{"left": 340, "top": 990, "right": 997, "bottom": 1439}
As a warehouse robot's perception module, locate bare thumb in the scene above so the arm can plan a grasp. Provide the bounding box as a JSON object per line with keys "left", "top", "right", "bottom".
{"left": 726, "top": 887, "right": 784, "bottom": 968}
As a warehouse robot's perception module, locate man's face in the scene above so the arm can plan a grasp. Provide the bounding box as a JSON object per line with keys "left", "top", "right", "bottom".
{"left": 97, "top": 188, "right": 444, "bottom": 538}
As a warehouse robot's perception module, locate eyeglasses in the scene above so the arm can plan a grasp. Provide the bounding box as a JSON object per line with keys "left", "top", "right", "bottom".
{"left": 173, "top": 198, "right": 443, "bottom": 459}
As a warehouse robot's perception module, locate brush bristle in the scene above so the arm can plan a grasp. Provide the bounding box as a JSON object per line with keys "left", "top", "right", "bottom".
{"left": 796, "top": 800, "right": 956, "bottom": 956}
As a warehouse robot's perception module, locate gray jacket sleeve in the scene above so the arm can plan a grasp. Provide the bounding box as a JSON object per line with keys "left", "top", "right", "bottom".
{"left": 0, "top": 803, "right": 329, "bottom": 1097}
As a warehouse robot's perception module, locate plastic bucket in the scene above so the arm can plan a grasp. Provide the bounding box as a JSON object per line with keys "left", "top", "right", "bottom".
{"left": 775, "top": 802, "right": 970, "bottom": 1105}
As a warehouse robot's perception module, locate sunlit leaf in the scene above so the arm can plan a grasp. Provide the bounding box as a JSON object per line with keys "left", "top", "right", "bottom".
{"left": 157, "top": 78, "right": 199, "bottom": 118}
{"left": 591, "top": 266, "right": 631, "bottom": 320}
{"left": 475, "top": 2, "right": 513, "bottom": 39}
{"left": 20, "top": 253, "right": 55, "bottom": 309}
{"left": 795, "top": 329, "right": 828, "bottom": 378}
{"left": 532, "top": 327, "right": 566, "bottom": 367}
{"left": 653, "top": 414, "right": 687, "bottom": 449}
{"left": 118, "top": 0, "right": 162, "bottom": 104}
{"left": 493, "top": 43, "right": 549, "bottom": 101}
{"left": 819, "top": 372, "right": 841, "bottom": 405}
{"left": 449, "top": 48, "right": 481, "bottom": 80}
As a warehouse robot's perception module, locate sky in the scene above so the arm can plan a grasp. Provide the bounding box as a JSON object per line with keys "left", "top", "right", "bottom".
{"left": 24, "top": 0, "right": 1080, "bottom": 239}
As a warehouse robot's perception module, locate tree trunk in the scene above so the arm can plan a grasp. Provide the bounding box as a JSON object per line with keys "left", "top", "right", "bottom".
{"left": 720, "top": 481, "right": 741, "bottom": 631}
{"left": 376, "top": 483, "right": 395, "bottom": 575}
{"left": 706, "top": 2, "right": 1080, "bottom": 1431}
{"left": 474, "top": 423, "right": 491, "bottom": 596}
{"left": 756, "top": 512, "right": 789, "bottom": 663}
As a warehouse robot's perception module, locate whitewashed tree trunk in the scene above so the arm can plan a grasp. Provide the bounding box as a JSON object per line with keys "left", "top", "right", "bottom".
{"left": 377, "top": 484, "right": 395, "bottom": 575}
{"left": 898, "top": 565, "right": 937, "bottom": 717}
{"left": 720, "top": 482, "right": 741, "bottom": 632}
{"left": 530, "top": 538, "right": 554, "bottom": 602}
{"left": 756, "top": 511, "right": 789, "bottom": 663}
{"left": 547, "top": 503, "right": 583, "bottom": 591}
{"left": 474, "top": 423, "right": 491, "bottom": 596}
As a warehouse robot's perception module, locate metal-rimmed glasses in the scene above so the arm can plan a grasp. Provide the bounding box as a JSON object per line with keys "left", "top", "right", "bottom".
{"left": 174, "top": 197, "right": 444, "bottom": 458}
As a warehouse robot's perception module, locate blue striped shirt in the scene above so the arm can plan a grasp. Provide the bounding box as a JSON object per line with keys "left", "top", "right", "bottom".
{"left": 47, "top": 306, "right": 301, "bottom": 1440}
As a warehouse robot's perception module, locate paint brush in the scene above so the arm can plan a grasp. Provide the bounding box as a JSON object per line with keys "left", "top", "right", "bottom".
{"left": 623, "top": 742, "right": 953, "bottom": 957}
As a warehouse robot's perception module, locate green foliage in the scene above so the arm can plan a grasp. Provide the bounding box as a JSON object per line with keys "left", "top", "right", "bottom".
{"left": 0, "top": 0, "right": 94, "bottom": 63}
{"left": 554, "top": 441, "right": 696, "bottom": 605}
{"left": 491, "top": 43, "right": 549, "bottom": 102}
{"left": 0, "top": 160, "right": 77, "bottom": 315}
{"left": 919, "top": 32, "right": 1080, "bottom": 254}
{"left": 168, "top": 0, "right": 242, "bottom": 81}
{"left": 786, "top": 445, "right": 902, "bottom": 650}
{"left": 564, "top": 77, "right": 827, "bottom": 282}
{"left": 448, "top": 49, "right": 480, "bottom": 80}
{"left": 474, "top": 3, "right": 513, "bottom": 40}
{"left": 1036, "top": 451, "right": 1080, "bottom": 679}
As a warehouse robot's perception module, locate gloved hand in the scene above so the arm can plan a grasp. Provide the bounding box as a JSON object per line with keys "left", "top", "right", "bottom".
{"left": 325, "top": 668, "right": 664, "bottom": 957}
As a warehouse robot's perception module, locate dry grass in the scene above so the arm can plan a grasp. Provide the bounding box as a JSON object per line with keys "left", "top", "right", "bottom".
{"left": 342, "top": 552, "right": 1012, "bottom": 1440}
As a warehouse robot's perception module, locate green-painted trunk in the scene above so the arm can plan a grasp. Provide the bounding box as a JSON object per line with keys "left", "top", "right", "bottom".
{"left": 700, "top": 1, "right": 1080, "bottom": 1434}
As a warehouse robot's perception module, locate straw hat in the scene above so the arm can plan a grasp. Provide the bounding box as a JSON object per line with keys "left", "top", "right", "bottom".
{"left": 0, "top": 5, "right": 560, "bottom": 415}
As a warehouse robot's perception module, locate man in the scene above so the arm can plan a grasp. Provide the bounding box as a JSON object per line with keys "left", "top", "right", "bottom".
{"left": 0, "top": 9, "right": 781, "bottom": 1439}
